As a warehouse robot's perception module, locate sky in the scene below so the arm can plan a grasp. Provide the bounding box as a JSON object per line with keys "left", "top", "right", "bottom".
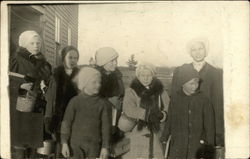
{"left": 78, "top": 2, "right": 224, "bottom": 67}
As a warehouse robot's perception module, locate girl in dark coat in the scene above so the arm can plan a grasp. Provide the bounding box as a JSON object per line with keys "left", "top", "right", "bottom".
{"left": 94, "top": 47, "right": 125, "bottom": 143}
{"left": 171, "top": 38, "right": 224, "bottom": 147}
{"left": 161, "top": 66, "right": 215, "bottom": 159}
{"left": 44, "top": 46, "right": 79, "bottom": 158}
{"left": 9, "top": 30, "right": 52, "bottom": 159}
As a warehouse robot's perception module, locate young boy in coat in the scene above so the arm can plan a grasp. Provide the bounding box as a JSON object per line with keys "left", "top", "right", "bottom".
{"left": 161, "top": 66, "right": 215, "bottom": 159}
{"left": 60, "top": 67, "right": 112, "bottom": 159}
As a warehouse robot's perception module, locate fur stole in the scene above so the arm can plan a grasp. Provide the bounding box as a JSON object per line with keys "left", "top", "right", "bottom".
{"left": 130, "top": 78, "right": 164, "bottom": 109}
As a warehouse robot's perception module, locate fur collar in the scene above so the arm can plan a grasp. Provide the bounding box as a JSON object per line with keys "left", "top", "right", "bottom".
{"left": 54, "top": 65, "right": 79, "bottom": 80}
{"left": 130, "top": 77, "right": 164, "bottom": 98}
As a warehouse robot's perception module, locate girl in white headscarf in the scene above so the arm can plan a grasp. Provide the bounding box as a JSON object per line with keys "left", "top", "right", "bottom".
{"left": 9, "top": 30, "right": 52, "bottom": 159}
{"left": 121, "top": 62, "right": 170, "bottom": 159}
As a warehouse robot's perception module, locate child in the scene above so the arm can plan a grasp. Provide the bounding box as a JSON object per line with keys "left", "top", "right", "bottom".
{"left": 161, "top": 66, "right": 215, "bottom": 159}
{"left": 60, "top": 67, "right": 111, "bottom": 159}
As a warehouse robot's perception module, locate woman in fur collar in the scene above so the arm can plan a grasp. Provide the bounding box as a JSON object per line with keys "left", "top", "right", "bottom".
{"left": 122, "top": 62, "right": 170, "bottom": 159}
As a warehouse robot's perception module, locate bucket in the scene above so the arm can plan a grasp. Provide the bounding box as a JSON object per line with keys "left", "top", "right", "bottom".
{"left": 37, "top": 140, "right": 55, "bottom": 155}
{"left": 16, "top": 91, "right": 37, "bottom": 112}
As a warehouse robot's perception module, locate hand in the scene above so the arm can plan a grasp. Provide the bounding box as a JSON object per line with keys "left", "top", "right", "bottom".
{"left": 20, "top": 83, "right": 33, "bottom": 90}
{"left": 99, "top": 148, "right": 109, "bottom": 159}
{"left": 61, "top": 143, "right": 70, "bottom": 158}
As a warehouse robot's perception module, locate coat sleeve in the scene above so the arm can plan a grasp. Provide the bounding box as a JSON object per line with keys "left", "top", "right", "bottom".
{"left": 212, "top": 69, "right": 224, "bottom": 146}
{"left": 123, "top": 88, "right": 146, "bottom": 121}
{"left": 160, "top": 100, "right": 172, "bottom": 142}
{"left": 161, "top": 90, "right": 170, "bottom": 112}
{"left": 60, "top": 98, "right": 76, "bottom": 144}
{"left": 101, "top": 101, "right": 111, "bottom": 148}
{"left": 44, "top": 76, "right": 57, "bottom": 118}
{"left": 9, "top": 54, "right": 26, "bottom": 94}
{"left": 203, "top": 99, "right": 215, "bottom": 146}
{"left": 160, "top": 90, "right": 170, "bottom": 122}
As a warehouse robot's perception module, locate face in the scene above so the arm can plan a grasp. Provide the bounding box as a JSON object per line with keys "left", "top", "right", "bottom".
{"left": 26, "top": 36, "right": 41, "bottom": 54}
{"left": 182, "top": 78, "right": 199, "bottom": 95}
{"left": 138, "top": 69, "right": 153, "bottom": 87}
{"left": 103, "top": 58, "right": 118, "bottom": 72}
{"left": 189, "top": 42, "right": 207, "bottom": 62}
{"left": 84, "top": 75, "right": 101, "bottom": 95}
{"left": 64, "top": 50, "right": 79, "bottom": 69}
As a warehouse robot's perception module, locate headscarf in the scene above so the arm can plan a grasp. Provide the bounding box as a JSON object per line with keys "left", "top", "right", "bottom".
{"left": 95, "top": 47, "right": 119, "bottom": 66}
{"left": 135, "top": 62, "right": 157, "bottom": 78}
{"left": 18, "top": 30, "right": 40, "bottom": 48}
{"left": 76, "top": 67, "right": 101, "bottom": 90}
{"left": 186, "top": 37, "right": 209, "bottom": 54}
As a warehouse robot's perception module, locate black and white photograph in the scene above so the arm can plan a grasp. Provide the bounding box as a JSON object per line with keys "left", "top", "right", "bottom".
{"left": 0, "top": 1, "right": 249, "bottom": 159}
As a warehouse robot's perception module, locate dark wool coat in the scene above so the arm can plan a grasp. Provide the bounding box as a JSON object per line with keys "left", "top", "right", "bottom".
{"left": 96, "top": 66, "right": 124, "bottom": 99}
{"left": 45, "top": 65, "right": 79, "bottom": 133}
{"left": 60, "top": 92, "right": 112, "bottom": 148}
{"left": 95, "top": 66, "right": 125, "bottom": 128}
{"left": 9, "top": 48, "right": 51, "bottom": 148}
{"left": 171, "top": 63, "right": 224, "bottom": 146}
{"left": 161, "top": 90, "right": 215, "bottom": 159}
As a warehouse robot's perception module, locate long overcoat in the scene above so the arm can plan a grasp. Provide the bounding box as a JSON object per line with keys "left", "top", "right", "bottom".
{"left": 171, "top": 63, "right": 224, "bottom": 146}
{"left": 161, "top": 90, "right": 215, "bottom": 159}
{"left": 9, "top": 48, "right": 51, "bottom": 148}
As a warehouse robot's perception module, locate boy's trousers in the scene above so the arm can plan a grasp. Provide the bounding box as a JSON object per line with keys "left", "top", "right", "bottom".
{"left": 71, "top": 139, "right": 101, "bottom": 159}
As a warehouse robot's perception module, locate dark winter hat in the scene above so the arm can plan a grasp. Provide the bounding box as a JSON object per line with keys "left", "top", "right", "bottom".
{"left": 178, "top": 66, "right": 200, "bottom": 86}
{"left": 61, "top": 46, "right": 79, "bottom": 62}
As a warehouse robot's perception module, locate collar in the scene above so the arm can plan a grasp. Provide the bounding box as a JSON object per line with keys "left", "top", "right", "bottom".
{"left": 192, "top": 61, "right": 206, "bottom": 72}
{"left": 80, "top": 91, "right": 99, "bottom": 98}
{"left": 193, "top": 61, "right": 206, "bottom": 67}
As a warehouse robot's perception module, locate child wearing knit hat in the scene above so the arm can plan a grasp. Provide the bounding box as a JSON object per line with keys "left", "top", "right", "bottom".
{"left": 60, "top": 67, "right": 112, "bottom": 159}
{"left": 161, "top": 66, "right": 215, "bottom": 159}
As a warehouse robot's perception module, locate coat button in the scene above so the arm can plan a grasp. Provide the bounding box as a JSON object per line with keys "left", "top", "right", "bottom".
{"left": 188, "top": 110, "right": 191, "bottom": 114}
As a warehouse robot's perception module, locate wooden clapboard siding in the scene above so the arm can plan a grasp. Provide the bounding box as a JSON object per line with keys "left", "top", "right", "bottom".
{"left": 42, "top": 4, "right": 78, "bottom": 67}
{"left": 10, "top": 4, "right": 78, "bottom": 67}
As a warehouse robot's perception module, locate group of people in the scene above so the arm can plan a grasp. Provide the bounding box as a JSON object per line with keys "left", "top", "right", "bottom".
{"left": 9, "top": 30, "right": 223, "bottom": 159}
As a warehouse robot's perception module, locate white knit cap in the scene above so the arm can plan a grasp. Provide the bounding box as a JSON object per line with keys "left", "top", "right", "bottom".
{"left": 135, "top": 62, "right": 157, "bottom": 78}
{"left": 76, "top": 67, "right": 101, "bottom": 90}
{"left": 95, "top": 47, "right": 119, "bottom": 66}
{"left": 18, "top": 30, "right": 41, "bottom": 48}
{"left": 186, "top": 37, "right": 209, "bottom": 54}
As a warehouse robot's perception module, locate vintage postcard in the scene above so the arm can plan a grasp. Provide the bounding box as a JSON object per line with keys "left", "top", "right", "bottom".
{"left": 1, "top": 1, "right": 249, "bottom": 159}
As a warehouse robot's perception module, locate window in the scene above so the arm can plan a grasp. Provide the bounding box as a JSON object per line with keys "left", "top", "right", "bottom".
{"left": 55, "top": 15, "right": 60, "bottom": 43}
{"left": 68, "top": 26, "right": 72, "bottom": 45}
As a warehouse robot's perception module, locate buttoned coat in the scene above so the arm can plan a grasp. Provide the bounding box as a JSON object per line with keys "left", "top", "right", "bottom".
{"left": 171, "top": 63, "right": 224, "bottom": 146}
{"left": 161, "top": 90, "right": 215, "bottom": 159}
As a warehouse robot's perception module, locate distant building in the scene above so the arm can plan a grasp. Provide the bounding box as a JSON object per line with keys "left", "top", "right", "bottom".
{"left": 9, "top": 4, "right": 79, "bottom": 67}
